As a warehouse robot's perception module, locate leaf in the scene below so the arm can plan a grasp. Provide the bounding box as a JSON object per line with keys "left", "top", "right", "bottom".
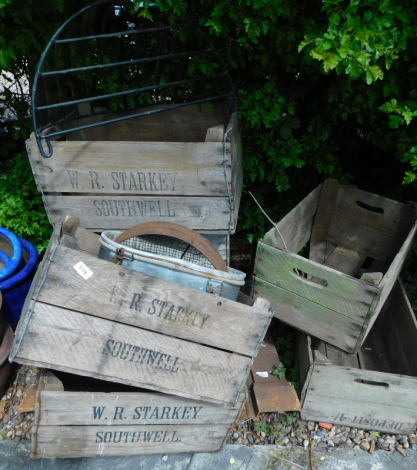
{"left": 323, "top": 54, "right": 341, "bottom": 72}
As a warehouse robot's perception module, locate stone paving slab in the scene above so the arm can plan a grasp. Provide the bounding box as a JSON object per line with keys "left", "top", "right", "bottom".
{"left": 1, "top": 441, "right": 417, "bottom": 469}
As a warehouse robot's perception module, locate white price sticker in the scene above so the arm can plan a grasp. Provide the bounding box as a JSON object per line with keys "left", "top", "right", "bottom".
{"left": 74, "top": 261, "right": 93, "bottom": 280}
{"left": 256, "top": 371, "right": 269, "bottom": 378}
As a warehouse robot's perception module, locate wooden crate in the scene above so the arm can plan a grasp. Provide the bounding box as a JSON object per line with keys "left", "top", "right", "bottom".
{"left": 31, "top": 369, "right": 245, "bottom": 459}
{"left": 27, "top": 101, "right": 242, "bottom": 234}
{"left": 297, "top": 281, "right": 417, "bottom": 434}
{"left": 253, "top": 179, "right": 417, "bottom": 354}
{"left": 11, "top": 222, "right": 273, "bottom": 407}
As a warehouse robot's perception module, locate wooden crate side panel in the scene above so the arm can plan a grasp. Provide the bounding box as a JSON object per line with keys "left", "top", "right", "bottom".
{"left": 15, "top": 304, "right": 250, "bottom": 406}
{"left": 200, "top": 232, "right": 229, "bottom": 264}
{"left": 307, "top": 364, "right": 417, "bottom": 409}
{"left": 334, "top": 185, "right": 403, "bottom": 234}
{"left": 253, "top": 278, "right": 361, "bottom": 353}
{"left": 229, "top": 116, "right": 243, "bottom": 234}
{"left": 27, "top": 140, "right": 231, "bottom": 197}
{"left": 327, "top": 214, "right": 394, "bottom": 262}
{"left": 381, "top": 282, "right": 417, "bottom": 377}
{"left": 262, "top": 185, "right": 321, "bottom": 252}
{"left": 59, "top": 102, "right": 231, "bottom": 142}
{"left": 357, "top": 222, "right": 417, "bottom": 347}
{"left": 45, "top": 195, "right": 231, "bottom": 230}
{"left": 12, "top": 230, "right": 61, "bottom": 357}
{"left": 37, "top": 245, "right": 271, "bottom": 357}
{"left": 310, "top": 179, "right": 340, "bottom": 264}
{"left": 32, "top": 423, "right": 230, "bottom": 458}
{"left": 296, "top": 332, "right": 313, "bottom": 400}
{"left": 302, "top": 394, "right": 416, "bottom": 435}
{"left": 255, "top": 242, "right": 378, "bottom": 322}
{"left": 37, "top": 390, "right": 244, "bottom": 426}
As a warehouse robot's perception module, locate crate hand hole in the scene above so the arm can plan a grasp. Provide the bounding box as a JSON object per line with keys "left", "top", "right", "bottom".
{"left": 356, "top": 200, "right": 384, "bottom": 214}
{"left": 354, "top": 379, "right": 389, "bottom": 388}
{"left": 292, "top": 268, "right": 328, "bottom": 287}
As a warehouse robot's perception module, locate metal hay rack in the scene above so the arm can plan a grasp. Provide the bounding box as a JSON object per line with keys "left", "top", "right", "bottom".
{"left": 32, "top": 0, "right": 237, "bottom": 158}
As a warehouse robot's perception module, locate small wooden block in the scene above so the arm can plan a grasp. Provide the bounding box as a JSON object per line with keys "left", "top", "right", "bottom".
{"left": 18, "top": 384, "right": 38, "bottom": 413}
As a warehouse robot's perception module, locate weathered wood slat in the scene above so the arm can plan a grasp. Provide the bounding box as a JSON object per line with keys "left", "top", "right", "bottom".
{"left": 383, "top": 202, "right": 417, "bottom": 267}
{"left": 324, "top": 343, "right": 360, "bottom": 369}
{"left": 253, "top": 278, "right": 361, "bottom": 354}
{"left": 61, "top": 102, "right": 231, "bottom": 143}
{"left": 333, "top": 185, "right": 403, "bottom": 234}
{"left": 33, "top": 423, "right": 231, "bottom": 458}
{"left": 380, "top": 282, "right": 417, "bottom": 377}
{"left": 36, "top": 245, "right": 270, "bottom": 357}
{"left": 44, "top": 195, "right": 232, "bottom": 230}
{"left": 263, "top": 185, "right": 321, "bottom": 252}
{"left": 29, "top": 141, "right": 231, "bottom": 196}
{"left": 322, "top": 246, "right": 366, "bottom": 277}
{"left": 15, "top": 304, "right": 250, "bottom": 406}
{"left": 255, "top": 242, "right": 378, "bottom": 322}
{"left": 327, "top": 214, "right": 394, "bottom": 261}
{"left": 310, "top": 178, "right": 340, "bottom": 264}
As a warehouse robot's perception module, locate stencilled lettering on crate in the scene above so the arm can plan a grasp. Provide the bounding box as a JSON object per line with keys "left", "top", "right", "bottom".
{"left": 127, "top": 291, "right": 211, "bottom": 329}
{"left": 93, "top": 199, "right": 177, "bottom": 218}
{"left": 101, "top": 339, "right": 180, "bottom": 373}
{"left": 67, "top": 170, "right": 179, "bottom": 192}
{"left": 332, "top": 413, "right": 406, "bottom": 432}
{"left": 95, "top": 429, "right": 181, "bottom": 445}
{"left": 91, "top": 404, "right": 204, "bottom": 422}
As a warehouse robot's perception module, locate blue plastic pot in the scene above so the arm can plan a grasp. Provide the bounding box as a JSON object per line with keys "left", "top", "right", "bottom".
{"left": 0, "top": 238, "right": 38, "bottom": 330}
{"left": 0, "top": 227, "right": 22, "bottom": 281}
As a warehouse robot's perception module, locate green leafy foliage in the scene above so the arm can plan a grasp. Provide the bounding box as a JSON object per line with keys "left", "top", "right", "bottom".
{"left": 253, "top": 412, "right": 303, "bottom": 443}
{"left": 0, "top": 154, "right": 52, "bottom": 253}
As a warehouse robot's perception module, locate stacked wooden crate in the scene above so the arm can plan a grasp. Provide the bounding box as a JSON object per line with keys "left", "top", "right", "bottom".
{"left": 253, "top": 178, "right": 417, "bottom": 431}
{"left": 26, "top": 101, "right": 242, "bottom": 264}
{"left": 11, "top": 220, "right": 273, "bottom": 458}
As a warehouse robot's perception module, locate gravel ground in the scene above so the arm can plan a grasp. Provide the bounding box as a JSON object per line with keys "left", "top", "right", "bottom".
{"left": 1, "top": 364, "right": 417, "bottom": 459}
{"left": 227, "top": 413, "right": 417, "bottom": 457}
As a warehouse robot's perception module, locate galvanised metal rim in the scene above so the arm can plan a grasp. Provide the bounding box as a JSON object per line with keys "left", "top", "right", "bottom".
{"left": 32, "top": 0, "right": 237, "bottom": 158}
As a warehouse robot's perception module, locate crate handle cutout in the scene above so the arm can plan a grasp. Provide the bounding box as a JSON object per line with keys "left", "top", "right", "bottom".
{"left": 292, "top": 268, "right": 328, "bottom": 287}
{"left": 354, "top": 379, "right": 389, "bottom": 389}
{"left": 356, "top": 200, "right": 384, "bottom": 214}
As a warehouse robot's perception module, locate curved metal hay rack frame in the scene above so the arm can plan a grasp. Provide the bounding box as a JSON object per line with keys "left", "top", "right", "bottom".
{"left": 32, "top": 0, "right": 237, "bottom": 158}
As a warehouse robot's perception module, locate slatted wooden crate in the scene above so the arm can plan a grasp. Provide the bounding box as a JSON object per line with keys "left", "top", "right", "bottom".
{"left": 11, "top": 221, "right": 273, "bottom": 407}
{"left": 297, "top": 281, "right": 417, "bottom": 434}
{"left": 26, "top": 101, "right": 242, "bottom": 236}
{"left": 31, "top": 369, "right": 245, "bottom": 459}
{"left": 253, "top": 179, "right": 417, "bottom": 354}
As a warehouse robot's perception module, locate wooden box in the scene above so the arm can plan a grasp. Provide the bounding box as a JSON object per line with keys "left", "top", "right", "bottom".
{"left": 31, "top": 369, "right": 244, "bottom": 459}
{"left": 11, "top": 222, "right": 273, "bottom": 407}
{"left": 253, "top": 179, "right": 417, "bottom": 354}
{"left": 26, "top": 101, "right": 242, "bottom": 235}
{"left": 297, "top": 281, "right": 417, "bottom": 434}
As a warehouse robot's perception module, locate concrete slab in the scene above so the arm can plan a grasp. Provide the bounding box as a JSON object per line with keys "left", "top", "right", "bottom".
{"left": 1, "top": 441, "right": 417, "bottom": 470}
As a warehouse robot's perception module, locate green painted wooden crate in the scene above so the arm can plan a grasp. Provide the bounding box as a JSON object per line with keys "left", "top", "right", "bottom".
{"left": 253, "top": 179, "right": 417, "bottom": 354}
{"left": 297, "top": 280, "right": 417, "bottom": 434}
